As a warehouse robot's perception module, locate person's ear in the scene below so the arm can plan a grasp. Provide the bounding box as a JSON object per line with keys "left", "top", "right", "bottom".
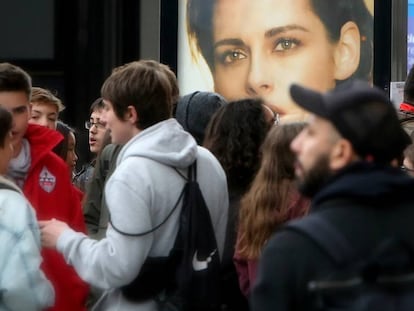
{"left": 333, "top": 21, "right": 361, "bottom": 81}
{"left": 329, "top": 138, "right": 357, "bottom": 170}
{"left": 126, "top": 105, "right": 138, "bottom": 124}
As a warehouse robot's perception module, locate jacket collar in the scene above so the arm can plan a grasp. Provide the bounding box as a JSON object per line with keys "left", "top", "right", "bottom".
{"left": 25, "top": 124, "right": 63, "bottom": 169}
{"left": 312, "top": 162, "right": 414, "bottom": 208}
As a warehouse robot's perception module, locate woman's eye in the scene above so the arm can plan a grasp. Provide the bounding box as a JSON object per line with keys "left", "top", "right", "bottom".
{"left": 217, "top": 50, "right": 247, "bottom": 64}
{"left": 274, "top": 38, "right": 300, "bottom": 52}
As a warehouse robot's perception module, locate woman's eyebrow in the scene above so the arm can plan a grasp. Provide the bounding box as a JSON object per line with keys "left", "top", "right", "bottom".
{"left": 214, "top": 38, "right": 245, "bottom": 49}
{"left": 213, "top": 24, "right": 310, "bottom": 49}
{"left": 265, "top": 24, "right": 309, "bottom": 38}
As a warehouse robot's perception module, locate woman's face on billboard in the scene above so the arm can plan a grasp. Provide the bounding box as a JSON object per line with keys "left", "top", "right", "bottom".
{"left": 212, "top": 0, "right": 360, "bottom": 122}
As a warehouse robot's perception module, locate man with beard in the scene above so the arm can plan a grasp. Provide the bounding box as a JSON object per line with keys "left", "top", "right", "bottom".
{"left": 250, "top": 79, "right": 414, "bottom": 311}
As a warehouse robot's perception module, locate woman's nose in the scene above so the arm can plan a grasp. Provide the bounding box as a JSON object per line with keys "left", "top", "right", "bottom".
{"left": 246, "top": 54, "right": 274, "bottom": 96}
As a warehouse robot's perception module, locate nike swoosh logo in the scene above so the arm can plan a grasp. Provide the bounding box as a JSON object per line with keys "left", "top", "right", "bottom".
{"left": 192, "top": 249, "right": 217, "bottom": 271}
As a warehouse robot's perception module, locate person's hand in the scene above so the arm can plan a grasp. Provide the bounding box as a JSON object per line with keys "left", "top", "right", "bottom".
{"left": 39, "top": 219, "right": 69, "bottom": 249}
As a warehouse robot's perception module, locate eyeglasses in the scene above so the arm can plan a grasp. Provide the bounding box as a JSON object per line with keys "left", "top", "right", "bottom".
{"left": 85, "top": 121, "right": 106, "bottom": 130}
{"left": 400, "top": 165, "right": 414, "bottom": 173}
{"left": 262, "top": 104, "right": 280, "bottom": 125}
{"left": 273, "top": 112, "right": 280, "bottom": 125}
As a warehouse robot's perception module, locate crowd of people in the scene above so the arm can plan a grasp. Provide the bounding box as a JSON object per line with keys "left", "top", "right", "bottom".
{"left": 1, "top": 50, "right": 414, "bottom": 311}
{"left": 3, "top": 1, "right": 414, "bottom": 310}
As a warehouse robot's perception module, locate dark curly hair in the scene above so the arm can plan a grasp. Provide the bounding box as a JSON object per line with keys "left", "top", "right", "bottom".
{"left": 53, "top": 120, "right": 76, "bottom": 163}
{"left": 203, "top": 98, "right": 272, "bottom": 188}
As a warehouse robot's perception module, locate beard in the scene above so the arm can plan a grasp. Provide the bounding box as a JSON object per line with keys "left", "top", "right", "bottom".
{"left": 296, "top": 153, "right": 333, "bottom": 198}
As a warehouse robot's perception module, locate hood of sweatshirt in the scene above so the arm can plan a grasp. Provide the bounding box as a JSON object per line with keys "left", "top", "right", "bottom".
{"left": 116, "top": 118, "right": 198, "bottom": 169}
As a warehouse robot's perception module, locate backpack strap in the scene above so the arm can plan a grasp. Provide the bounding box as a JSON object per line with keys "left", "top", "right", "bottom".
{"left": 188, "top": 160, "right": 197, "bottom": 182}
{"left": 109, "top": 184, "right": 186, "bottom": 237}
{"left": 109, "top": 161, "right": 195, "bottom": 237}
{"left": 284, "top": 213, "right": 355, "bottom": 266}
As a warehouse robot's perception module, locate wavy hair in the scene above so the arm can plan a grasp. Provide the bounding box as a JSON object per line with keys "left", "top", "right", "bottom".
{"left": 237, "top": 122, "right": 308, "bottom": 259}
{"left": 31, "top": 87, "right": 65, "bottom": 112}
{"left": 203, "top": 98, "right": 272, "bottom": 189}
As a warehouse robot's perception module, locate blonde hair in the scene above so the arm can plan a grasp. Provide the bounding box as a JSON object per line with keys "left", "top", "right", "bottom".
{"left": 31, "top": 87, "right": 65, "bottom": 112}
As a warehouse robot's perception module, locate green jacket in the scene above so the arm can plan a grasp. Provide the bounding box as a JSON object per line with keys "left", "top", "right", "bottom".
{"left": 83, "top": 144, "right": 122, "bottom": 240}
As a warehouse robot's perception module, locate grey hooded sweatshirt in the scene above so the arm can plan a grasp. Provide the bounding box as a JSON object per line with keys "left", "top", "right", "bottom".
{"left": 57, "top": 119, "right": 229, "bottom": 310}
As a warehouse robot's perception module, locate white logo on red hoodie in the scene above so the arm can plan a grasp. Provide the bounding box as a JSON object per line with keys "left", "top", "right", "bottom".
{"left": 39, "top": 166, "right": 56, "bottom": 193}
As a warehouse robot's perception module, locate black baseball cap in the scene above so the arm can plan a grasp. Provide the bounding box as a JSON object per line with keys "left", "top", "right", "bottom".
{"left": 290, "top": 79, "right": 410, "bottom": 163}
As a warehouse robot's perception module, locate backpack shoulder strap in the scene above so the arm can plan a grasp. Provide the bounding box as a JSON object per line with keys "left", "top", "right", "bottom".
{"left": 188, "top": 160, "right": 197, "bottom": 182}
{"left": 109, "top": 161, "right": 192, "bottom": 237}
{"left": 284, "top": 213, "right": 355, "bottom": 266}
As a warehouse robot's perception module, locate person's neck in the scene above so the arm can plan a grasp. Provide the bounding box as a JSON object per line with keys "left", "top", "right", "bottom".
{"left": 13, "top": 142, "right": 23, "bottom": 158}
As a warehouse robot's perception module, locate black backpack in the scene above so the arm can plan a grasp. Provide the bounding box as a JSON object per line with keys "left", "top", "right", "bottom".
{"left": 111, "top": 161, "right": 221, "bottom": 310}
{"left": 284, "top": 213, "right": 414, "bottom": 311}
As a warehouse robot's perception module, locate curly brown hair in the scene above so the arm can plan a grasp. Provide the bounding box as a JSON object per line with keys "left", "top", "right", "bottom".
{"left": 203, "top": 98, "right": 272, "bottom": 189}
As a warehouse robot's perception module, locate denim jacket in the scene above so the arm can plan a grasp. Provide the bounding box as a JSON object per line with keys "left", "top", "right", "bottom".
{"left": 0, "top": 176, "right": 54, "bottom": 310}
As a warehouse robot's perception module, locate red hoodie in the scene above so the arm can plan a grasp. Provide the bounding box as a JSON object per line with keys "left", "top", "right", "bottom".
{"left": 22, "top": 124, "right": 89, "bottom": 311}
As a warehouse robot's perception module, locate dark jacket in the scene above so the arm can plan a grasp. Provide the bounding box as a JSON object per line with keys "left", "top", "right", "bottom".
{"left": 83, "top": 144, "right": 121, "bottom": 240}
{"left": 73, "top": 161, "right": 95, "bottom": 193}
{"left": 251, "top": 162, "right": 414, "bottom": 311}
{"left": 220, "top": 183, "right": 250, "bottom": 311}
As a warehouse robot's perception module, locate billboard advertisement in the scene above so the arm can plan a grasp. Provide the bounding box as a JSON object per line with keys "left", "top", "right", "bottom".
{"left": 178, "top": 0, "right": 374, "bottom": 122}
{"left": 409, "top": 0, "right": 414, "bottom": 73}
